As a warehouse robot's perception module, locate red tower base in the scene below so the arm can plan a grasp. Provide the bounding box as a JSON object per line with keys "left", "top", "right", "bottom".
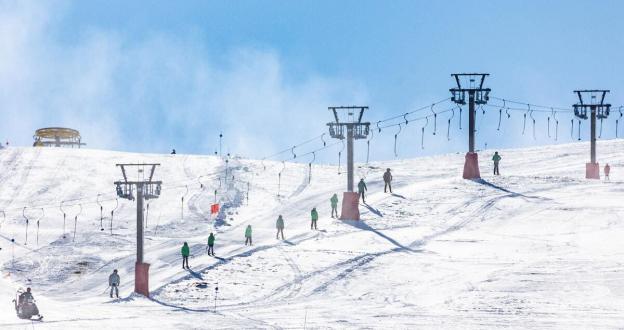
{"left": 135, "top": 262, "right": 150, "bottom": 297}
{"left": 340, "top": 192, "right": 360, "bottom": 221}
{"left": 463, "top": 152, "right": 481, "bottom": 179}
{"left": 586, "top": 162, "right": 600, "bottom": 179}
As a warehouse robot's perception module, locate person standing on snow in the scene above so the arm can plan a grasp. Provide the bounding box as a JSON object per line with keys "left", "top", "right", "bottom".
{"left": 492, "top": 151, "right": 502, "bottom": 175}
{"left": 383, "top": 168, "right": 393, "bottom": 193}
{"left": 276, "top": 215, "right": 285, "bottom": 240}
{"left": 330, "top": 194, "right": 339, "bottom": 218}
{"left": 108, "top": 269, "right": 120, "bottom": 298}
{"left": 605, "top": 163, "right": 611, "bottom": 180}
{"left": 181, "top": 242, "right": 190, "bottom": 269}
{"left": 310, "top": 207, "right": 319, "bottom": 230}
{"left": 207, "top": 233, "right": 215, "bottom": 256}
{"left": 245, "top": 225, "right": 252, "bottom": 245}
{"left": 358, "top": 179, "right": 368, "bottom": 204}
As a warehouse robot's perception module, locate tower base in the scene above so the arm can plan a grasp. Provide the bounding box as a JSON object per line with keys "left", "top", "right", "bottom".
{"left": 586, "top": 162, "right": 600, "bottom": 179}
{"left": 135, "top": 262, "right": 150, "bottom": 297}
{"left": 463, "top": 152, "right": 481, "bottom": 179}
{"left": 340, "top": 192, "right": 360, "bottom": 221}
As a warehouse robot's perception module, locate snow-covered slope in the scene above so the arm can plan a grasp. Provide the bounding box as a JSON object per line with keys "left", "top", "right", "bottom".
{"left": 1, "top": 140, "right": 624, "bottom": 329}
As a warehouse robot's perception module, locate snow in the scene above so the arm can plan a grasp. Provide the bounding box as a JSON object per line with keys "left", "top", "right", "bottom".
{"left": 1, "top": 140, "right": 624, "bottom": 329}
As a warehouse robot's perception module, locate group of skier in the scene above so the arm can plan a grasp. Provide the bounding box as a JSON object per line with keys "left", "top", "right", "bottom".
{"left": 106, "top": 157, "right": 614, "bottom": 299}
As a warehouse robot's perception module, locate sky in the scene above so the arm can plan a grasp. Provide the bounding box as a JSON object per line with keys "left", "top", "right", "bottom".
{"left": 1, "top": 0, "right": 623, "bottom": 164}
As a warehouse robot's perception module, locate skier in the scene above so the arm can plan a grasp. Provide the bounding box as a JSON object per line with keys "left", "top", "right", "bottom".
{"left": 181, "top": 242, "right": 190, "bottom": 269}
{"left": 245, "top": 225, "right": 252, "bottom": 245}
{"left": 276, "top": 215, "right": 285, "bottom": 240}
{"left": 383, "top": 168, "right": 393, "bottom": 193}
{"left": 330, "top": 194, "right": 339, "bottom": 218}
{"left": 358, "top": 179, "right": 367, "bottom": 204}
{"left": 605, "top": 163, "right": 611, "bottom": 180}
{"left": 492, "top": 151, "right": 502, "bottom": 175}
{"left": 310, "top": 207, "right": 319, "bottom": 230}
{"left": 108, "top": 269, "right": 120, "bottom": 298}
{"left": 171, "top": 149, "right": 176, "bottom": 155}
{"left": 207, "top": 233, "right": 215, "bottom": 256}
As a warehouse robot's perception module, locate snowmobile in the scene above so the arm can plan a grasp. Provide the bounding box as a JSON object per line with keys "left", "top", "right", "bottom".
{"left": 13, "top": 289, "right": 43, "bottom": 321}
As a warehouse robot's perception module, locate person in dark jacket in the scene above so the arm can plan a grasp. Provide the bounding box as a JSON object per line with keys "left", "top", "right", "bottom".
{"left": 330, "top": 194, "right": 339, "bottom": 218}
{"left": 245, "top": 225, "right": 252, "bottom": 245}
{"left": 207, "top": 233, "right": 215, "bottom": 256}
{"left": 276, "top": 215, "right": 285, "bottom": 240}
{"left": 492, "top": 151, "right": 502, "bottom": 175}
{"left": 310, "top": 208, "right": 319, "bottom": 230}
{"left": 109, "top": 269, "right": 120, "bottom": 298}
{"left": 181, "top": 242, "right": 190, "bottom": 269}
{"left": 358, "top": 179, "right": 367, "bottom": 203}
{"left": 383, "top": 168, "right": 393, "bottom": 193}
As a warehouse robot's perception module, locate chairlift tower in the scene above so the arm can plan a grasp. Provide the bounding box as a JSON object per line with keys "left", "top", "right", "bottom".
{"left": 114, "top": 163, "right": 162, "bottom": 297}
{"left": 327, "top": 106, "right": 370, "bottom": 220}
{"left": 573, "top": 90, "right": 611, "bottom": 179}
{"left": 449, "top": 73, "right": 491, "bottom": 179}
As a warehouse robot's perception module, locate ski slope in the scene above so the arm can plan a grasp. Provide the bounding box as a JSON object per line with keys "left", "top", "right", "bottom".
{"left": 1, "top": 140, "right": 624, "bottom": 329}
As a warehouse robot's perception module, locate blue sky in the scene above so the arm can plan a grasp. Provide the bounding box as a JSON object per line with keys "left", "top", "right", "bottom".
{"left": 1, "top": 0, "right": 623, "bottom": 163}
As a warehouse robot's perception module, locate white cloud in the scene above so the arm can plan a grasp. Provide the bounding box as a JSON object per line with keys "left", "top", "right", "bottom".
{"left": 0, "top": 1, "right": 368, "bottom": 160}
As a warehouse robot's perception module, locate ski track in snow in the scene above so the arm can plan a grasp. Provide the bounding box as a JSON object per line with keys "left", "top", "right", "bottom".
{"left": 1, "top": 141, "right": 624, "bottom": 328}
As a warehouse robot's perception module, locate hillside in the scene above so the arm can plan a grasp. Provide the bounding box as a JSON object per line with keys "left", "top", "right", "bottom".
{"left": 1, "top": 140, "right": 624, "bottom": 329}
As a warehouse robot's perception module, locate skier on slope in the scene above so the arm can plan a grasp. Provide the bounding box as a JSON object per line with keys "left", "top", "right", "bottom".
{"left": 383, "top": 168, "right": 393, "bottom": 193}
{"left": 310, "top": 207, "right": 319, "bottom": 230}
{"left": 492, "top": 151, "right": 502, "bottom": 176}
{"left": 207, "top": 233, "right": 215, "bottom": 256}
{"left": 276, "top": 215, "right": 285, "bottom": 240}
{"left": 605, "top": 163, "right": 611, "bottom": 180}
{"left": 245, "top": 225, "right": 252, "bottom": 246}
{"left": 108, "top": 269, "right": 120, "bottom": 298}
{"left": 358, "top": 179, "right": 368, "bottom": 204}
{"left": 181, "top": 242, "right": 190, "bottom": 269}
{"left": 330, "top": 194, "right": 339, "bottom": 218}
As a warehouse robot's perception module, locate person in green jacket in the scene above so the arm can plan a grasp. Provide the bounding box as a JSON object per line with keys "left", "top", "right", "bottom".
{"left": 245, "top": 225, "right": 252, "bottom": 246}
{"left": 276, "top": 215, "right": 285, "bottom": 240}
{"left": 181, "top": 242, "right": 190, "bottom": 269}
{"left": 207, "top": 233, "right": 215, "bottom": 256}
{"left": 310, "top": 207, "right": 319, "bottom": 230}
{"left": 492, "top": 151, "right": 502, "bottom": 175}
{"left": 330, "top": 194, "right": 339, "bottom": 218}
{"left": 358, "top": 179, "right": 368, "bottom": 204}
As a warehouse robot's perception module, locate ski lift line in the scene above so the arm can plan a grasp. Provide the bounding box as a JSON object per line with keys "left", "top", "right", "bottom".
{"left": 431, "top": 104, "right": 438, "bottom": 135}
{"left": 366, "top": 128, "right": 375, "bottom": 163}
{"left": 393, "top": 124, "right": 402, "bottom": 158}
{"left": 490, "top": 96, "right": 574, "bottom": 112}
{"left": 529, "top": 108, "right": 536, "bottom": 140}
{"left": 483, "top": 103, "right": 573, "bottom": 113}
{"left": 421, "top": 116, "right": 429, "bottom": 149}
{"left": 110, "top": 198, "right": 118, "bottom": 235}
{"left": 72, "top": 203, "right": 82, "bottom": 242}
{"left": 578, "top": 119, "right": 582, "bottom": 141}
{"left": 375, "top": 97, "right": 451, "bottom": 125}
{"left": 497, "top": 99, "right": 505, "bottom": 131}
{"left": 262, "top": 134, "right": 325, "bottom": 160}
{"left": 377, "top": 108, "right": 454, "bottom": 130}
{"left": 447, "top": 107, "right": 455, "bottom": 141}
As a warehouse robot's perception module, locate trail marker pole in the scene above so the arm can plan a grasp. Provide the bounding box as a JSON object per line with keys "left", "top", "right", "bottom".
{"left": 449, "top": 73, "right": 490, "bottom": 179}
{"left": 573, "top": 90, "right": 611, "bottom": 179}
